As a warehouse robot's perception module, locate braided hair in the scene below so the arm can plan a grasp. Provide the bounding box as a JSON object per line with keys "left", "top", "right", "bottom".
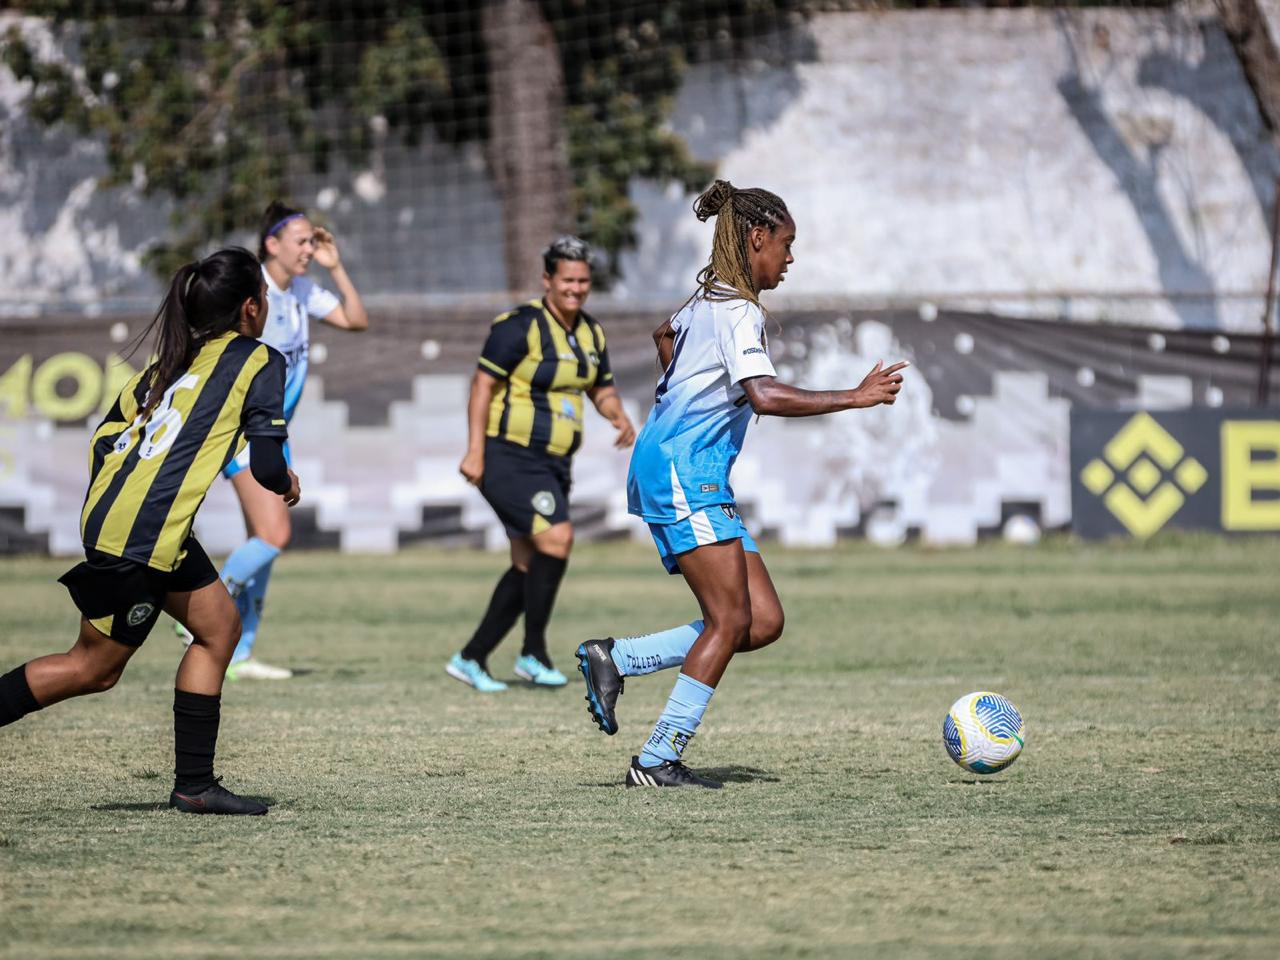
{"left": 691, "top": 179, "right": 790, "bottom": 306}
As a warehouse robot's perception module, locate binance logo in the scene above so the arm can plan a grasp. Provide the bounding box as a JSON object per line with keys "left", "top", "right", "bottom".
{"left": 1080, "top": 412, "right": 1208, "bottom": 539}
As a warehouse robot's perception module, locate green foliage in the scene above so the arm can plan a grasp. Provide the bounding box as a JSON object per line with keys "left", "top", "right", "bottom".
{"left": 547, "top": 0, "right": 812, "bottom": 278}
{"left": 2, "top": 1, "right": 454, "bottom": 277}
{"left": 3, "top": 1, "right": 810, "bottom": 282}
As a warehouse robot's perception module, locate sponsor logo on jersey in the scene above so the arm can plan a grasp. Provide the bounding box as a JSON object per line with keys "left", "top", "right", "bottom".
{"left": 742, "top": 346, "right": 766, "bottom": 356}
{"left": 700, "top": 483, "right": 720, "bottom": 493}
{"left": 531, "top": 491, "right": 556, "bottom": 516}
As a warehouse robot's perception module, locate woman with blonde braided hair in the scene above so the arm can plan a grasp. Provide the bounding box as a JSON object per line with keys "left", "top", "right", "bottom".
{"left": 576, "top": 179, "right": 908, "bottom": 789}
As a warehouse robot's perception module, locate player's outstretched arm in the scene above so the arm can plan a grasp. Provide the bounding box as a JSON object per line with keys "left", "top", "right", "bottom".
{"left": 741, "top": 360, "right": 908, "bottom": 418}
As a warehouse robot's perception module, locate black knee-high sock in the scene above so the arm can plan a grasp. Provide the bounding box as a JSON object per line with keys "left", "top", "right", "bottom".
{"left": 173, "top": 689, "right": 220, "bottom": 792}
{"left": 461, "top": 566, "right": 527, "bottom": 668}
{"left": 522, "top": 552, "right": 568, "bottom": 667}
{"left": 0, "top": 665, "right": 40, "bottom": 728}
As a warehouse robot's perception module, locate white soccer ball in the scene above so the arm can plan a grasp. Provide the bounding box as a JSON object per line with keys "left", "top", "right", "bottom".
{"left": 942, "top": 691, "right": 1025, "bottom": 774}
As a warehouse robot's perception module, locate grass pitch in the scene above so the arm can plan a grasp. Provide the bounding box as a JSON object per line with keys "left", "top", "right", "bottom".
{"left": 2, "top": 536, "right": 1279, "bottom": 959}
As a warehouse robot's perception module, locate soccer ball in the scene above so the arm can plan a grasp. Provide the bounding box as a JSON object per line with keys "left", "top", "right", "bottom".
{"left": 942, "top": 691, "right": 1025, "bottom": 774}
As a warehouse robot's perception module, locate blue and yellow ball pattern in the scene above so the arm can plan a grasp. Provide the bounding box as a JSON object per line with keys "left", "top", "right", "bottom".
{"left": 943, "top": 691, "right": 1025, "bottom": 774}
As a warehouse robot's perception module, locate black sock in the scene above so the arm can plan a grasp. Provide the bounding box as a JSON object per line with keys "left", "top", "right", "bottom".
{"left": 0, "top": 665, "right": 40, "bottom": 728}
{"left": 460, "top": 566, "right": 527, "bottom": 669}
{"left": 173, "top": 689, "right": 221, "bottom": 792}
{"left": 522, "top": 552, "right": 568, "bottom": 667}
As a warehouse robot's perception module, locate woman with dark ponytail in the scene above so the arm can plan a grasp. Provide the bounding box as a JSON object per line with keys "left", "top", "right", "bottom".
{"left": 576, "top": 180, "right": 909, "bottom": 789}
{"left": 0, "top": 248, "right": 301, "bottom": 815}
{"left": 181, "top": 201, "right": 367, "bottom": 680}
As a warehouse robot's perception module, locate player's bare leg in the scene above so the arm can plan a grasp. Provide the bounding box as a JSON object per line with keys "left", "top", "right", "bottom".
{"left": 169, "top": 579, "right": 241, "bottom": 695}
{"left": 22, "top": 619, "right": 139, "bottom": 708}
{"left": 741, "top": 551, "right": 785, "bottom": 653}
{"left": 675, "top": 539, "right": 753, "bottom": 688}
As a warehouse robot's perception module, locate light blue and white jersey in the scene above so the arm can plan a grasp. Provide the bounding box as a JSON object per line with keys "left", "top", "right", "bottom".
{"left": 627, "top": 294, "right": 776, "bottom": 523}
{"left": 260, "top": 265, "right": 340, "bottom": 422}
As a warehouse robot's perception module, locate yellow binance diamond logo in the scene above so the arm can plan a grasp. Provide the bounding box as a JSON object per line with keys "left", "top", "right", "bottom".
{"left": 1080, "top": 412, "right": 1207, "bottom": 539}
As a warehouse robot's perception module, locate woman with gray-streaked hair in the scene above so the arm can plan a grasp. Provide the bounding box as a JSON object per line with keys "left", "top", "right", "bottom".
{"left": 447, "top": 236, "right": 636, "bottom": 692}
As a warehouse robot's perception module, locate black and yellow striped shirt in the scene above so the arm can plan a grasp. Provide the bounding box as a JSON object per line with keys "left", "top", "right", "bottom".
{"left": 478, "top": 300, "right": 614, "bottom": 458}
{"left": 80, "top": 332, "right": 288, "bottom": 571}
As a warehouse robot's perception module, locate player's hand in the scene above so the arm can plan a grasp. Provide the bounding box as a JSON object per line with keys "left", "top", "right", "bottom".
{"left": 312, "top": 227, "right": 340, "bottom": 269}
{"left": 283, "top": 470, "right": 301, "bottom": 507}
{"left": 853, "top": 360, "right": 908, "bottom": 408}
{"left": 613, "top": 417, "right": 637, "bottom": 449}
{"left": 459, "top": 450, "right": 484, "bottom": 486}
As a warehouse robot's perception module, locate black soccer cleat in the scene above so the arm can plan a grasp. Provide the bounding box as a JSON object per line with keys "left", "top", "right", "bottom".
{"left": 169, "top": 777, "right": 268, "bottom": 816}
{"left": 576, "top": 638, "right": 624, "bottom": 735}
{"left": 625, "top": 755, "right": 723, "bottom": 789}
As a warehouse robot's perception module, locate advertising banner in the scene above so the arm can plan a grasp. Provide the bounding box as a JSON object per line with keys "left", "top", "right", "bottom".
{"left": 1071, "top": 409, "right": 1280, "bottom": 539}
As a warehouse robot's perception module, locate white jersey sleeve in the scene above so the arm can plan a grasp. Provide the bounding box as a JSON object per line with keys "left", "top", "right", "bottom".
{"left": 715, "top": 301, "right": 776, "bottom": 385}
{"left": 303, "top": 279, "right": 341, "bottom": 320}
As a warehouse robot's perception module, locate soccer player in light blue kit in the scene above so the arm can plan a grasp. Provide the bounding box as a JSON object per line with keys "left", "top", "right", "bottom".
{"left": 192, "top": 201, "right": 368, "bottom": 679}
{"left": 576, "top": 180, "right": 908, "bottom": 788}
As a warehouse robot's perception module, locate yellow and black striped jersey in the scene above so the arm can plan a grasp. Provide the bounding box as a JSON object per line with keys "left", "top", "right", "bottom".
{"left": 80, "top": 332, "right": 288, "bottom": 571}
{"left": 477, "top": 300, "right": 614, "bottom": 458}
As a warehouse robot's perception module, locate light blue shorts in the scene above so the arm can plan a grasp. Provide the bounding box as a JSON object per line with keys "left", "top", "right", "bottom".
{"left": 222, "top": 440, "right": 292, "bottom": 480}
{"left": 648, "top": 505, "right": 759, "bottom": 575}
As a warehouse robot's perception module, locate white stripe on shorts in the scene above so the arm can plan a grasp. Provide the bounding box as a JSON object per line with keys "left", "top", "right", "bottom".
{"left": 669, "top": 463, "right": 692, "bottom": 521}
{"left": 690, "top": 509, "right": 717, "bottom": 546}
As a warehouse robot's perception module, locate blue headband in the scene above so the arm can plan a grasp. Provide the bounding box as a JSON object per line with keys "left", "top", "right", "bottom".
{"left": 267, "top": 213, "right": 305, "bottom": 237}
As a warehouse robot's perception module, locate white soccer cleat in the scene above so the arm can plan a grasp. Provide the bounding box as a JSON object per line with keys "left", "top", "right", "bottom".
{"left": 225, "top": 658, "right": 293, "bottom": 680}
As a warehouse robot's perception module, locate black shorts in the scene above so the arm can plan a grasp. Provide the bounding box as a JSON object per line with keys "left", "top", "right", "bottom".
{"left": 480, "top": 438, "right": 572, "bottom": 538}
{"left": 58, "top": 537, "right": 219, "bottom": 647}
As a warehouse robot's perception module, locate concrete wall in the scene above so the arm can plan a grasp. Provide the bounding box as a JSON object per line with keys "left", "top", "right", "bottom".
{"left": 2, "top": 6, "right": 1276, "bottom": 330}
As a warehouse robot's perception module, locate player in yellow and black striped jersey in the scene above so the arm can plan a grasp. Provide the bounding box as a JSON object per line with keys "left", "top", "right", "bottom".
{"left": 478, "top": 296, "right": 613, "bottom": 458}
{"left": 0, "top": 248, "right": 301, "bottom": 816}
{"left": 80, "top": 327, "right": 288, "bottom": 573}
{"left": 449, "top": 236, "right": 636, "bottom": 693}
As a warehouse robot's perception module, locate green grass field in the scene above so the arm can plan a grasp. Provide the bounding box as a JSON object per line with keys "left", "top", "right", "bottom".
{"left": 2, "top": 536, "right": 1279, "bottom": 959}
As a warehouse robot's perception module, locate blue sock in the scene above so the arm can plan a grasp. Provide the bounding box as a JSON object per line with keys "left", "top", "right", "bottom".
{"left": 638, "top": 673, "right": 715, "bottom": 767}
{"left": 221, "top": 537, "right": 280, "bottom": 595}
{"left": 611, "top": 621, "right": 703, "bottom": 676}
{"left": 231, "top": 560, "right": 273, "bottom": 663}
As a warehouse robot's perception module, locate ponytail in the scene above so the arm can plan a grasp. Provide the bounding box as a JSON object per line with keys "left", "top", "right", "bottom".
{"left": 128, "top": 247, "right": 263, "bottom": 422}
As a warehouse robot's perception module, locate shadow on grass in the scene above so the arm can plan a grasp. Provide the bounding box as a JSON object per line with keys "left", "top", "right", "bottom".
{"left": 700, "top": 765, "right": 780, "bottom": 784}
{"left": 92, "top": 797, "right": 276, "bottom": 813}
{"left": 948, "top": 778, "right": 1009, "bottom": 787}
{"left": 577, "top": 765, "right": 779, "bottom": 788}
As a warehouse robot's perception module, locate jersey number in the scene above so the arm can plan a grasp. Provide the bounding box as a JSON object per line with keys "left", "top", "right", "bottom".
{"left": 114, "top": 374, "right": 200, "bottom": 460}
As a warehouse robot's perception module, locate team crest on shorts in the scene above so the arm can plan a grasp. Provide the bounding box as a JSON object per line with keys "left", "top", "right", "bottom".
{"left": 720, "top": 505, "right": 737, "bottom": 520}
{"left": 531, "top": 491, "right": 556, "bottom": 516}
{"left": 126, "top": 602, "right": 155, "bottom": 627}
